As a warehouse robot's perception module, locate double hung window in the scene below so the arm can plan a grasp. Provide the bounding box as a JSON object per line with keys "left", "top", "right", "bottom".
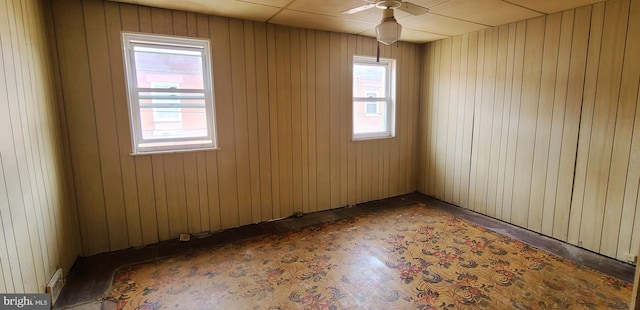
{"left": 122, "top": 32, "right": 217, "bottom": 154}
{"left": 352, "top": 56, "right": 396, "bottom": 140}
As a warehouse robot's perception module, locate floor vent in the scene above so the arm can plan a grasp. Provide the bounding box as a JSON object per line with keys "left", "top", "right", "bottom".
{"left": 46, "top": 268, "right": 65, "bottom": 306}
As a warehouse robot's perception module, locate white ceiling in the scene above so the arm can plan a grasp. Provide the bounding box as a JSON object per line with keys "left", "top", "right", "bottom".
{"left": 109, "top": 0, "right": 607, "bottom": 43}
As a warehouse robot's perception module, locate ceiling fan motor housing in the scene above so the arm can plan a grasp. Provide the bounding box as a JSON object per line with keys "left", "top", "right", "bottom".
{"left": 375, "top": 0, "right": 402, "bottom": 9}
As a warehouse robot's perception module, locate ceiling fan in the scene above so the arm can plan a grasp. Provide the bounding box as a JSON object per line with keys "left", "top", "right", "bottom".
{"left": 343, "top": 0, "right": 429, "bottom": 45}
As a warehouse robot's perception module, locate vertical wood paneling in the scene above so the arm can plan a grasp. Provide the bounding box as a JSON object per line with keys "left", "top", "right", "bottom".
{"left": 229, "top": 19, "right": 252, "bottom": 225}
{"left": 553, "top": 6, "right": 590, "bottom": 241}
{"left": 428, "top": 41, "right": 440, "bottom": 197}
{"left": 528, "top": 13, "right": 561, "bottom": 232}
{"left": 184, "top": 154, "right": 201, "bottom": 233}
{"left": 468, "top": 30, "right": 484, "bottom": 213}
{"left": 420, "top": 0, "right": 640, "bottom": 262}
{"left": 52, "top": 0, "right": 109, "bottom": 256}
{"left": 511, "top": 16, "right": 544, "bottom": 227}
{"left": 501, "top": 20, "right": 526, "bottom": 222}
{"left": 338, "top": 34, "right": 349, "bottom": 207}
{"left": 425, "top": 42, "right": 441, "bottom": 195}
{"left": 460, "top": 33, "right": 478, "bottom": 209}
{"left": 436, "top": 39, "right": 450, "bottom": 200}
{"left": 213, "top": 16, "right": 241, "bottom": 228}
{"left": 576, "top": 0, "right": 628, "bottom": 252}
{"left": 1, "top": 0, "right": 81, "bottom": 293}
{"left": 541, "top": 10, "right": 573, "bottom": 238}
{"left": 6, "top": 0, "right": 46, "bottom": 289}
{"left": 254, "top": 22, "right": 273, "bottom": 221}
{"left": 243, "top": 21, "right": 262, "bottom": 223}
{"left": 315, "top": 31, "right": 331, "bottom": 211}
{"left": 151, "top": 156, "right": 169, "bottom": 240}
{"left": 49, "top": 0, "right": 423, "bottom": 256}
{"left": 0, "top": 156, "right": 16, "bottom": 292}
{"left": 629, "top": 90, "right": 640, "bottom": 261}
{"left": 435, "top": 39, "right": 453, "bottom": 198}
{"left": 329, "top": 33, "right": 341, "bottom": 209}
{"left": 494, "top": 24, "right": 515, "bottom": 220}
{"left": 305, "top": 29, "right": 317, "bottom": 213}
{"left": 276, "top": 26, "right": 294, "bottom": 217}
{"left": 476, "top": 27, "right": 498, "bottom": 216}
{"left": 617, "top": 0, "right": 640, "bottom": 260}
{"left": 266, "top": 25, "right": 281, "bottom": 218}
{"left": 486, "top": 26, "right": 507, "bottom": 218}
{"left": 299, "top": 30, "right": 310, "bottom": 212}
{"left": 291, "top": 28, "right": 304, "bottom": 214}
{"left": 444, "top": 37, "right": 457, "bottom": 203}
{"left": 398, "top": 42, "right": 410, "bottom": 197}
{"left": 408, "top": 43, "right": 421, "bottom": 195}
{"left": 106, "top": 2, "right": 146, "bottom": 246}
{"left": 600, "top": 0, "right": 637, "bottom": 258}
{"left": 83, "top": 0, "right": 129, "bottom": 250}
{"left": 418, "top": 44, "right": 430, "bottom": 193}
{"left": 568, "top": 3, "right": 605, "bottom": 246}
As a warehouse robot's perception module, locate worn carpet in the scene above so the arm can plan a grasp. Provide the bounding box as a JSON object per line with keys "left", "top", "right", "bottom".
{"left": 104, "top": 203, "right": 632, "bottom": 309}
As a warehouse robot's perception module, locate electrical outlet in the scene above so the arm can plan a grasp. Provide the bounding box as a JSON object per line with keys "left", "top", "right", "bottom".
{"left": 179, "top": 233, "right": 190, "bottom": 242}
{"left": 46, "top": 268, "right": 64, "bottom": 306}
{"left": 623, "top": 253, "right": 637, "bottom": 264}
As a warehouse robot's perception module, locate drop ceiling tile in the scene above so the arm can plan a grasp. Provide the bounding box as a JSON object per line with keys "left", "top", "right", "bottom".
{"left": 398, "top": 13, "right": 488, "bottom": 36}
{"left": 408, "top": 0, "right": 455, "bottom": 9}
{"left": 428, "top": 0, "right": 543, "bottom": 26}
{"left": 236, "top": 0, "right": 291, "bottom": 7}
{"left": 114, "top": 0, "right": 281, "bottom": 22}
{"left": 270, "top": 9, "right": 377, "bottom": 34}
{"left": 400, "top": 28, "right": 449, "bottom": 42}
{"left": 504, "top": 0, "right": 607, "bottom": 14}
{"left": 288, "top": 0, "right": 371, "bottom": 14}
{"left": 288, "top": 0, "right": 411, "bottom": 22}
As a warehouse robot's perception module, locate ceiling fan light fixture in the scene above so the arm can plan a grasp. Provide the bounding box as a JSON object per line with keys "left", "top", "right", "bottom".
{"left": 376, "top": 8, "right": 402, "bottom": 45}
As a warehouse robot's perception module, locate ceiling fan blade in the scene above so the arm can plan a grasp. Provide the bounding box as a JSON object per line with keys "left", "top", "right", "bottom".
{"left": 342, "top": 3, "right": 376, "bottom": 14}
{"left": 397, "top": 1, "right": 429, "bottom": 15}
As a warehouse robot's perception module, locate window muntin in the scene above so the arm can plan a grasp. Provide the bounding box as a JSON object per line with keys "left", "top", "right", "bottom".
{"left": 122, "top": 32, "right": 217, "bottom": 154}
{"left": 352, "top": 56, "right": 396, "bottom": 140}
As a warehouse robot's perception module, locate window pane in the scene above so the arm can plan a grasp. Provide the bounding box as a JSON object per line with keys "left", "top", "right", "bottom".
{"left": 153, "top": 105, "right": 181, "bottom": 122}
{"left": 353, "top": 101, "right": 387, "bottom": 134}
{"left": 134, "top": 46, "right": 204, "bottom": 89}
{"left": 140, "top": 98, "right": 208, "bottom": 140}
{"left": 353, "top": 64, "right": 386, "bottom": 98}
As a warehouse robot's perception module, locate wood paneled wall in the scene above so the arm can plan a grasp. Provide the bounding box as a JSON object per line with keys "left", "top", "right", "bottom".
{"left": 0, "top": 0, "right": 81, "bottom": 293}
{"left": 50, "top": 0, "right": 422, "bottom": 256}
{"left": 419, "top": 0, "right": 640, "bottom": 261}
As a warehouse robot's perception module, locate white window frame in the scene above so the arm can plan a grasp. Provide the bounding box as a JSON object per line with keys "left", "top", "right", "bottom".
{"left": 352, "top": 55, "right": 396, "bottom": 140}
{"left": 122, "top": 32, "right": 217, "bottom": 154}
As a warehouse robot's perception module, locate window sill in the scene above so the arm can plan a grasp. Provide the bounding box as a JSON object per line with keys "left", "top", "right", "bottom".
{"left": 352, "top": 135, "right": 395, "bottom": 141}
{"left": 129, "top": 147, "right": 221, "bottom": 156}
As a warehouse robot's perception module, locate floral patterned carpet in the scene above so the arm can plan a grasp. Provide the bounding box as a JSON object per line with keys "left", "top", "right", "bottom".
{"left": 104, "top": 203, "right": 632, "bottom": 309}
